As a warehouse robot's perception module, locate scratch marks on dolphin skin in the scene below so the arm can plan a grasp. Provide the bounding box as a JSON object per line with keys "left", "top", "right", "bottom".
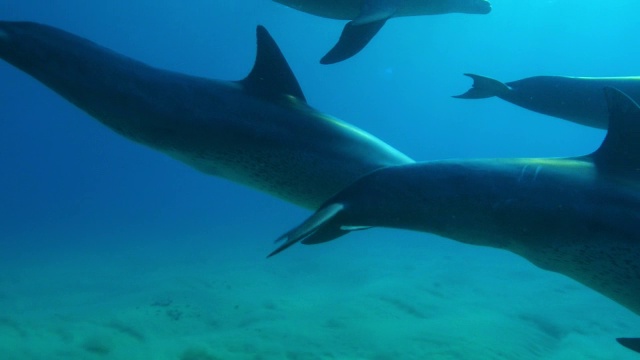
{"left": 517, "top": 165, "right": 529, "bottom": 183}
{"left": 533, "top": 166, "right": 542, "bottom": 182}
{"left": 518, "top": 165, "right": 542, "bottom": 183}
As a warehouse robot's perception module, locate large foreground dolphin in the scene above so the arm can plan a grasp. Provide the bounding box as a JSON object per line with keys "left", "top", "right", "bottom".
{"left": 454, "top": 73, "right": 640, "bottom": 129}
{"left": 0, "top": 21, "right": 413, "bottom": 210}
{"left": 270, "top": 88, "right": 640, "bottom": 353}
{"left": 273, "top": 0, "right": 491, "bottom": 64}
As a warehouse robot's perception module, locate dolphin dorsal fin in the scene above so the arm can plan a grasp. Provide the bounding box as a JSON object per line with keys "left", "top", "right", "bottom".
{"left": 590, "top": 87, "right": 640, "bottom": 176}
{"left": 239, "top": 26, "right": 306, "bottom": 103}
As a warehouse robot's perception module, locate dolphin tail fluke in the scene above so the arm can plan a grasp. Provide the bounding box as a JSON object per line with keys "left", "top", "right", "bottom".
{"left": 452, "top": 73, "right": 510, "bottom": 99}
{"left": 617, "top": 338, "right": 640, "bottom": 354}
{"left": 320, "top": 19, "right": 386, "bottom": 65}
{"left": 268, "top": 203, "right": 348, "bottom": 257}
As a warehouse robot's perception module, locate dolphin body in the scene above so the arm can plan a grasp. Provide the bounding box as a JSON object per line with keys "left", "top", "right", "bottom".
{"left": 0, "top": 21, "right": 413, "bottom": 210}
{"left": 454, "top": 73, "right": 640, "bottom": 129}
{"left": 273, "top": 0, "right": 491, "bottom": 64}
{"left": 270, "top": 88, "right": 640, "bottom": 353}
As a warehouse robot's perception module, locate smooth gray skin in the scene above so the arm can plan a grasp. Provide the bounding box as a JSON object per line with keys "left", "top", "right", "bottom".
{"left": 273, "top": 0, "right": 491, "bottom": 64}
{"left": 0, "top": 21, "right": 413, "bottom": 210}
{"left": 274, "top": 0, "right": 492, "bottom": 20}
{"left": 272, "top": 88, "right": 640, "bottom": 352}
{"left": 454, "top": 73, "right": 640, "bottom": 129}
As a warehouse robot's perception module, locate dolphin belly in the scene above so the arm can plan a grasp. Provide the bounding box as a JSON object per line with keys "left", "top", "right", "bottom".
{"left": 273, "top": 0, "right": 361, "bottom": 19}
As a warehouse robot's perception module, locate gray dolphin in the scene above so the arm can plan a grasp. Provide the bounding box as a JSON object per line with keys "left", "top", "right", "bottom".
{"left": 0, "top": 21, "right": 413, "bottom": 210}
{"left": 270, "top": 88, "right": 640, "bottom": 353}
{"left": 274, "top": 0, "right": 491, "bottom": 64}
{"left": 454, "top": 73, "right": 640, "bottom": 129}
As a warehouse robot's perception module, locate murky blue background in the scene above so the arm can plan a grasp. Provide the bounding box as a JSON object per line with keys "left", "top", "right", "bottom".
{"left": 1, "top": 1, "right": 639, "bottom": 359}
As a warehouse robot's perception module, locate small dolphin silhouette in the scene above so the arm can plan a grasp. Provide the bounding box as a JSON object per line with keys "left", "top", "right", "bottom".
{"left": 454, "top": 73, "right": 640, "bottom": 129}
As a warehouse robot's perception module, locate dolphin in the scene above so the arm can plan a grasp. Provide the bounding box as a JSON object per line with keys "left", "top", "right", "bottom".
{"left": 270, "top": 88, "right": 640, "bottom": 353}
{"left": 0, "top": 21, "right": 413, "bottom": 210}
{"left": 454, "top": 73, "right": 640, "bottom": 129}
{"left": 273, "top": 0, "right": 491, "bottom": 64}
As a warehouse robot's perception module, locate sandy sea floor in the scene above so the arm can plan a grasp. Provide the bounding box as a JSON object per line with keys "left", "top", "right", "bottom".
{"left": 1, "top": 225, "right": 639, "bottom": 360}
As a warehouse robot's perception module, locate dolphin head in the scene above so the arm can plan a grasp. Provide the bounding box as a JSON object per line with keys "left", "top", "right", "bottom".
{"left": 0, "top": 22, "right": 50, "bottom": 63}
{"left": 0, "top": 22, "right": 16, "bottom": 58}
{"left": 0, "top": 22, "right": 12, "bottom": 45}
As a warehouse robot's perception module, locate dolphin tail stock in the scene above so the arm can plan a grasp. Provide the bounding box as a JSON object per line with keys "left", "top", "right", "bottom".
{"left": 320, "top": 19, "right": 386, "bottom": 65}
{"left": 452, "top": 73, "right": 510, "bottom": 99}
{"left": 267, "top": 203, "right": 350, "bottom": 257}
{"left": 617, "top": 338, "right": 640, "bottom": 354}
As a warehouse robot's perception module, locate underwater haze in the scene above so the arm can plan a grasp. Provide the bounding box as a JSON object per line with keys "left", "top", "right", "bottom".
{"left": 1, "top": 0, "right": 640, "bottom": 359}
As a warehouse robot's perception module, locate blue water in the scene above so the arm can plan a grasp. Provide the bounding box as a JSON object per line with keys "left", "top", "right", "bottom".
{"left": 1, "top": 1, "right": 640, "bottom": 359}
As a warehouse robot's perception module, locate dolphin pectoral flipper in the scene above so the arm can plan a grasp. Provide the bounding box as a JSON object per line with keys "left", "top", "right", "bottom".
{"left": 268, "top": 203, "right": 348, "bottom": 257}
{"left": 320, "top": 0, "right": 399, "bottom": 64}
{"left": 453, "top": 73, "right": 511, "bottom": 99}
{"left": 318, "top": 0, "right": 401, "bottom": 65}
{"left": 617, "top": 338, "right": 640, "bottom": 354}
{"left": 320, "top": 19, "right": 387, "bottom": 64}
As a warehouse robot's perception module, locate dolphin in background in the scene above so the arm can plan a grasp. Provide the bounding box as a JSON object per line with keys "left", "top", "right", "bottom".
{"left": 454, "top": 73, "right": 640, "bottom": 129}
{"left": 273, "top": 0, "right": 491, "bottom": 64}
{"left": 270, "top": 88, "right": 640, "bottom": 354}
{"left": 0, "top": 21, "right": 413, "bottom": 210}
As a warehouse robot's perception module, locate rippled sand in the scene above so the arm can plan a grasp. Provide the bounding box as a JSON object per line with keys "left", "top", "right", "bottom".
{"left": 1, "top": 228, "right": 638, "bottom": 360}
